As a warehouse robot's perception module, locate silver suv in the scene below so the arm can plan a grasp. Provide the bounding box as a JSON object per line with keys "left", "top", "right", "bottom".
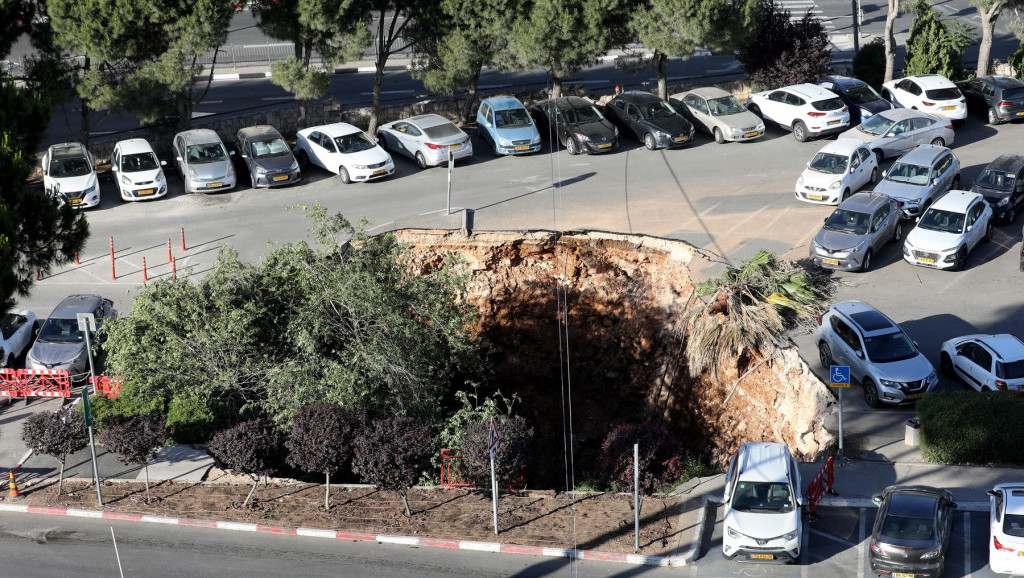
{"left": 817, "top": 301, "right": 937, "bottom": 407}
{"left": 809, "top": 192, "right": 903, "bottom": 272}
{"left": 26, "top": 295, "right": 115, "bottom": 380}
{"left": 874, "top": 145, "right": 960, "bottom": 219}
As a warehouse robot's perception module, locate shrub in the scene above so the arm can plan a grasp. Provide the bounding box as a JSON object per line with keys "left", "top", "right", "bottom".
{"left": 918, "top": 391, "right": 1024, "bottom": 464}
{"left": 208, "top": 418, "right": 286, "bottom": 507}
{"left": 737, "top": 0, "right": 832, "bottom": 90}
{"left": 903, "top": 0, "right": 973, "bottom": 80}
{"left": 286, "top": 404, "right": 363, "bottom": 509}
{"left": 99, "top": 413, "right": 166, "bottom": 502}
{"left": 21, "top": 406, "right": 88, "bottom": 495}
{"left": 853, "top": 38, "right": 885, "bottom": 88}
{"left": 1010, "top": 39, "right": 1024, "bottom": 78}
{"left": 352, "top": 416, "right": 434, "bottom": 516}
{"left": 459, "top": 416, "right": 534, "bottom": 487}
{"left": 598, "top": 423, "right": 685, "bottom": 514}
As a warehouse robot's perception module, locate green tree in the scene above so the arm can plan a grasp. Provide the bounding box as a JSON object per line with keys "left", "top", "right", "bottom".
{"left": 853, "top": 37, "right": 886, "bottom": 88}
{"left": 736, "top": 0, "right": 832, "bottom": 90}
{"left": 629, "top": 0, "right": 757, "bottom": 99}
{"left": 972, "top": 0, "right": 1024, "bottom": 76}
{"left": 903, "top": 0, "right": 974, "bottom": 80}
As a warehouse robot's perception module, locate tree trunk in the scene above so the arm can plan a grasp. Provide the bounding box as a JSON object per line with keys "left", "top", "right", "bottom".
{"left": 976, "top": 9, "right": 998, "bottom": 77}
{"left": 57, "top": 458, "right": 65, "bottom": 496}
{"left": 325, "top": 471, "right": 330, "bottom": 511}
{"left": 303, "top": 39, "right": 313, "bottom": 68}
{"left": 460, "top": 67, "right": 482, "bottom": 125}
{"left": 242, "top": 476, "right": 258, "bottom": 508}
{"left": 883, "top": 0, "right": 899, "bottom": 82}
{"left": 79, "top": 57, "right": 91, "bottom": 148}
{"left": 551, "top": 75, "right": 562, "bottom": 100}
{"left": 402, "top": 491, "right": 411, "bottom": 517}
{"left": 654, "top": 51, "right": 668, "bottom": 100}
{"left": 144, "top": 463, "right": 151, "bottom": 503}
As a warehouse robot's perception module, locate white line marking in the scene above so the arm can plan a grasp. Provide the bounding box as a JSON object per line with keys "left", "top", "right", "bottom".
{"left": 16, "top": 449, "right": 33, "bottom": 468}
{"left": 458, "top": 541, "right": 501, "bottom": 552}
{"left": 964, "top": 511, "right": 971, "bottom": 577}
{"left": 377, "top": 535, "right": 419, "bottom": 546}
{"left": 203, "top": 100, "right": 223, "bottom": 104}
{"left": 67, "top": 508, "right": 104, "bottom": 518}
{"left": 140, "top": 515, "right": 179, "bottom": 525}
{"left": 802, "top": 520, "right": 810, "bottom": 578}
{"left": 297, "top": 528, "right": 338, "bottom": 538}
{"left": 810, "top": 528, "right": 859, "bottom": 548}
{"left": 859, "top": 507, "right": 867, "bottom": 578}
{"left": 216, "top": 521, "right": 258, "bottom": 532}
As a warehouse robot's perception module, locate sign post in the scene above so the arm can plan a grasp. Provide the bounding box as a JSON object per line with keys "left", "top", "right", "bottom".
{"left": 489, "top": 419, "right": 500, "bottom": 535}
{"left": 829, "top": 365, "right": 851, "bottom": 461}
{"left": 77, "top": 313, "right": 103, "bottom": 506}
{"left": 446, "top": 147, "right": 453, "bottom": 215}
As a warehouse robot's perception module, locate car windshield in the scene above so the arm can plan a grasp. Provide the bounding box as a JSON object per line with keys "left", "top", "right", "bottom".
{"left": 36, "top": 318, "right": 85, "bottom": 343}
{"left": 858, "top": 114, "right": 895, "bottom": 136}
{"left": 707, "top": 95, "right": 747, "bottom": 116}
{"left": 824, "top": 209, "right": 870, "bottom": 235}
{"left": 918, "top": 208, "right": 966, "bottom": 234}
{"left": 49, "top": 155, "right": 91, "bottom": 177}
{"left": 885, "top": 162, "right": 930, "bottom": 185}
{"left": 846, "top": 84, "right": 884, "bottom": 104}
{"left": 250, "top": 138, "right": 290, "bottom": 159}
{"left": 1004, "top": 514, "right": 1024, "bottom": 537}
{"left": 334, "top": 132, "right": 377, "bottom": 154}
{"left": 730, "top": 481, "right": 795, "bottom": 513}
{"left": 186, "top": 143, "right": 227, "bottom": 163}
{"left": 864, "top": 330, "right": 919, "bottom": 363}
{"left": 925, "top": 87, "right": 961, "bottom": 100}
{"left": 812, "top": 97, "right": 845, "bottom": 111}
{"left": 564, "top": 105, "right": 604, "bottom": 124}
{"left": 975, "top": 169, "right": 1016, "bottom": 192}
{"left": 120, "top": 152, "right": 159, "bottom": 172}
{"left": 997, "top": 360, "right": 1024, "bottom": 380}
{"left": 1004, "top": 88, "right": 1024, "bottom": 100}
{"left": 642, "top": 101, "right": 676, "bottom": 119}
{"left": 881, "top": 515, "right": 934, "bottom": 541}
{"left": 495, "top": 108, "right": 532, "bottom": 128}
{"left": 422, "top": 123, "right": 463, "bottom": 139}
{"left": 809, "top": 152, "right": 849, "bottom": 175}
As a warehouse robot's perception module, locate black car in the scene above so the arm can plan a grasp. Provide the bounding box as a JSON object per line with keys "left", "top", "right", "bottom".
{"left": 817, "top": 75, "right": 893, "bottom": 126}
{"left": 604, "top": 91, "right": 694, "bottom": 150}
{"left": 234, "top": 125, "right": 301, "bottom": 189}
{"left": 955, "top": 75, "right": 1024, "bottom": 124}
{"left": 529, "top": 96, "right": 619, "bottom": 155}
{"left": 972, "top": 154, "right": 1024, "bottom": 223}
{"left": 869, "top": 485, "right": 956, "bottom": 578}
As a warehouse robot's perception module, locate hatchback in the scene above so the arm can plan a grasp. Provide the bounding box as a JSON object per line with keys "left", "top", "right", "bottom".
{"left": 235, "top": 125, "right": 301, "bottom": 188}
{"left": 377, "top": 114, "right": 473, "bottom": 169}
{"left": 817, "top": 301, "right": 937, "bottom": 407}
{"left": 26, "top": 295, "right": 115, "bottom": 380}
{"left": 671, "top": 86, "right": 764, "bottom": 143}
{"left": 971, "top": 154, "right": 1024, "bottom": 223}
{"left": 746, "top": 83, "right": 849, "bottom": 142}
{"left": 956, "top": 75, "right": 1024, "bottom": 124}
{"left": 874, "top": 145, "right": 960, "bottom": 219}
{"left": 809, "top": 192, "right": 902, "bottom": 271}
{"left": 172, "top": 129, "right": 237, "bottom": 194}
{"left": 869, "top": 485, "right": 956, "bottom": 578}
{"left": 605, "top": 91, "right": 694, "bottom": 150}
{"left": 476, "top": 96, "right": 542, "bottom": 156}
{"left": 988, "top": 484, "right": 1024, "bottom": 575}
{"left": 41, "top": 142, "right": 100, "bottom": 208}
{"left": 817, "top": 75, "right": 893, "bottom": 125}
{"left": 795, "top": 139, "right": 877, "bottom": 205}
{"left": 530, "top": 97, "right": 619, "bottom": 155}
{"left": 940, "top": 334, "right": 1024, "bottom": 392}
{"left": 110, "top": 138, "right": 167, "bottom": 201}
{"left": 903, "top": 190, "right": 993, "bottom": 271}
{"left": 837, "top": 108, "right": 953, "bottom": 164}
{"left": 1, "top": 309, "right": 37, "bottom": 368}
{"left": 882, "top": 74, "right": 967, "bottom": 121}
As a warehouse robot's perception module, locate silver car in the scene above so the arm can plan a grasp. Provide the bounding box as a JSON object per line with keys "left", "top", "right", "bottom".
{"left": 377, "top": 114, "right": 473, "bottom": 169}
{"left": 874, "top": 145, "right": 961, "bottom": 219}
{"left": 671, "top": 87, "right": 765, "bottom": 143}
{"left": 809, "top": 192, "right": 903, "bottom": 272}
{"left": 838, "top": 108, "right": 954, "bottom": 164}
{"left": 26, "top": 295, "right": 115, "bottom": 380}
{"left": 172, "top": 129, "right": 237, "bottom": 194}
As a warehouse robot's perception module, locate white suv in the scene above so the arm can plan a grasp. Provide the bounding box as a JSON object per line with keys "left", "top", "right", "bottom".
{"left": 903, "top": 190, "right": 993, "bottom": 271}
{"left": 940, "top": 334, "right": 1024, "bottom": 392}
{"left": 722, "top": 442, "right": 803, "bottom": 563}
{"left": 817, "top": 301, "right": 937, "bottom": 408}
{"left": 747, "top": 83, "right": 850, "bottom": 142}
{"left": 882, "top": 74, "right": 968, "bottom": 121}
{"left": 41, "top": 142, "right": 100, "bottom": 208}
{"left": 794, "top": 139, "right": 877, "bottom": 205}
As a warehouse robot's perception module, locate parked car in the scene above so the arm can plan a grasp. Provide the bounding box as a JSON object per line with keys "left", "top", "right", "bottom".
{"left": 795, "top": 139, "right": 877, "bottom": 205}
{"left": 110, "top": 138, "right": 167, "bottom": 202}
{"left": 837, "top": 108, "right": 954, "bottom": 164}
{"left": 746, "top": 83, "right": 849, "bottom": 142}
{"left": 817, "top": 75, "right": 893, "bottom": 125}
{"left": 721, "top": 442, "right": 803, "bottom": 563}
{"left": 869, "top": 485, "right": 956, "bottom": 578}
{"left": 955, "top": 75, "right": 1024, "bottom": 124}
{"left": 294, "top": 123, "right": 394, "bottom": 183}
{"left": 971, "top": 154, "right": 1024, "bottom": 223}
{"left": 671, "top": 87, "right": 764, "bottom": 143}
{"left": 234, "top": 125, "right": 301, "bottom": 189}
{"left": 881, "top": 74, "right": 967, "bottom": 122}
{"left": 529, "top": 97, "right": 619, "bottom": 155}
{"left": 817, "top": 300, "right": 937, "bottom": 407}
{"left": 1, "top": 309, "right": 37, "bottom": 368}
{"left": 377, "top": 114, "right": 473, "bottom": 169}
{"left": 26, "top": 295, "right": 115, "bottom": 380}
{"left": 809, "top": 192, "right": 903, "bottom": 271}
{"left": 40, "top": 142, "right": 100, "bottom": 208}
{"left": 988, "top": 483, "right": 1024, "bottom": 575}
{"left": 940, "top": 334, "right": 1024, "bottom": 392}
{"left": 172, "top": 129, "right": 237, "bottom": 194}
{"left": 874, "top": 145, "right": 960, "bottom": 219}
{"left": 476, "top": 96, "right": 542, "bottom": 156}
{"left": 604, "top": 91, "right": 694, "bottom": 150}
{"left": 903, "top": 190, "right": 993, "bottom": 271}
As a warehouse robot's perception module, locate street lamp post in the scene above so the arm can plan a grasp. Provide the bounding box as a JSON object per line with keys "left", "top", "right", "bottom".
{"left": 76, "top": 313, "right": 103, "bottom": 506}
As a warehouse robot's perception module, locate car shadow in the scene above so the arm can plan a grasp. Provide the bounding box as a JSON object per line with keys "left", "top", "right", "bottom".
{"left": 950, "top": 119, "right": 999, "bottom": 148}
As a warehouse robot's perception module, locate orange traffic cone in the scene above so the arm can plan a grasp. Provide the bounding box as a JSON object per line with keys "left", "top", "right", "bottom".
{"left": 8, "top": 470, "right": 22, "bottom": 499}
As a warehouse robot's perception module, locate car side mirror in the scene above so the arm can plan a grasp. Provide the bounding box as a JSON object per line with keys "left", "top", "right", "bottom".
{"left": 176, "top": 156, "right": 183, "bottom": 163}
{"left": 916, "top": 216, "right": 921, "bottom": 223}
{"left": 160, "top": 160, "right": 167, "bottom": 167}
{"left": 987, "top": 489, "right": 999, "bottom": 497}
{"left": 872, "top": 494, "right": 883, "bottom": 505}
{"left": 882, "top": 170, "right": 887, "bottom": 178}
{"left": 483, "top": 121, "right": 491, "bottom": 128}
{"left": 806, "top": 161, "right": 811, "bottom": 167}
{"left": 823, "top": 217, "right": 828, "bottom": 223}
{"left": 967, "top": 225, "right": 973, "bottom": 232}
{"left": 913, "top": 340, "right": 920, "bottom": 349}
{"left": 229, "top": 150, "right": 236, "bottom": 156}
{"left": 932, "top": 178, "right": 939, "bottom": 185}
{"left": 950, "top": 501, "right": 958, "bottom": 510}
{"left": 855, "top": 350, "right": 864, "bottom": 359}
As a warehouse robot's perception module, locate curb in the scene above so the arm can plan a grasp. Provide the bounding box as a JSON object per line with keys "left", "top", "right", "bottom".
{"left": 0, "top": 503, "right": 690, "bottom": 567}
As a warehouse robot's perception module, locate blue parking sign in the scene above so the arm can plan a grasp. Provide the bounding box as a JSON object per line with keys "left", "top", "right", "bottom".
{"left": 830, "top": 365, "right": 851, "bottom": 388}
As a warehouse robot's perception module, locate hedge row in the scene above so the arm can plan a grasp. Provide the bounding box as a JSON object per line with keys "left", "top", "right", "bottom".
{"left": 917, "top": 391, "right": 1024, "bottom": 464}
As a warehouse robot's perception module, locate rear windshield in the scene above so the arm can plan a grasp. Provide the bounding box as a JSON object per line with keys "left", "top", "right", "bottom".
{"left": 1004, "top": 88, "right": 1024, "bottom": 100}
{"left": 37, "top": 318, "right": 85, "bottom": 343}
{"left": 1005, "top": 514, "right": 1024, "bottom": 537}
{"left": 730, "top": 481, "right": 795, "bottom": 513}
{"left": 812, "top": 97, "right": 845, "bottom": 111}
{"left": 925, "top": 88, "right": 961, "bottom": 101}
{"left": 997, "top": 360, "right": 1024, "bottom": 380}
{"left": 881, "top": 515, "right": 934, "bottom": 541}
{"left": 423, "top": 123, "right": 462, "bottom": 139}
{"left": 846, "top": 84, "right": 884, "bottom": 105}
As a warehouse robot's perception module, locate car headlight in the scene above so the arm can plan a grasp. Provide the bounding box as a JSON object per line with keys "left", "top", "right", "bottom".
{"left": 531, "top": 135, "right": 541, "bottom": 144}
{"left": 879, "top": 378, "right": 901, "bottom": 388}
{"left": 352, "top": 164, "right": 369, "bottom": 169}
{"left": 829, "top": 180, "right": 841, "bottom": 190}
{"left": 726, "top": 526, "right": 745, "bottom": 539}
{"left": 811, "top": 239, "right": 822, "bottom": 250}
{"left": 498, "top": 137, "right": 512, "bottom": 147}
{"left": 255, "top": 164, "right": 267, "bottom": 174}
{"left": 613, "top": 127, "right": 619, "bottom": 137}
{"left": 574, "top": 132, "right": 591, "bottom": 142}
{"left": 941, "top": 245, "right": 960, "bottom": 252}
{"left": 920, "top": 546, "right": 942, "bottom": 560}
{"left": 849, "top": 241, "right": 867, "bottom": 254}
{"left": 730, "top": 127, "right": 742, "bottom": 135}
{"left": 84, "top": 184, "right": 97, "bottom": 195}
{"left": 188, "top": 168, "right": 197, "bottom": 179}
{"left": 120, "top": 175, "right": 131, "bottom": 186}
{"left": 927, "top": 371, "right": 937, "bottom": 382}
{"left": 796, "top": 175, "right": 804, "bottom": 186}
{"left": 781, "top": 530, "right": 798, "bottom": 542}
{"left": 156, "top": 171, "right": 165, "bottom": 184}
{"left": 227, "top": 164, "right": 235, "bottom": 177}
{"left": 654, "top": 131, "right": 670, "bottom": 139}
{"left": 997, "top": 197, "right": 1009, "bottom": 207}
{"left": 289, "top": 161, "right": 299, "bottom": 171}
{"left": 906, "top": 198, "right": 921, "bottom": 205}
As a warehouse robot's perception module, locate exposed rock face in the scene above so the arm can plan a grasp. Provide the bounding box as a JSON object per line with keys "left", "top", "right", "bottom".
{"left": 394, "top": 229, "right": 835, "bottom": 478}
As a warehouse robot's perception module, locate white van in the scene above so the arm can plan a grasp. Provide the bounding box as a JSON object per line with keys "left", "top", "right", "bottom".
{"left": 722, "top": 442, "right": 804, "bottom": 563}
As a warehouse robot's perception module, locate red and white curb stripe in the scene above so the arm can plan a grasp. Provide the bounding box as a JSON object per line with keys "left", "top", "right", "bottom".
{"left": 0, "top": 503, "right": 689, "bottom": 567}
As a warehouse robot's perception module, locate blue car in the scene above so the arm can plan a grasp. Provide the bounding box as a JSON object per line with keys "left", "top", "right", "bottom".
{"left": 817, "top": 76, "right": 893, "bottom": 126}
{"left": 476, "top": 96, "right": 542, "bottom": 156}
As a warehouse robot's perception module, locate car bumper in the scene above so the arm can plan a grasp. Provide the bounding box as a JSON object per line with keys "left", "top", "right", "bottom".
{"left": 428, "top": 144, "right": 473, "bottom": 166}
{"left": 654, "top": 132, "right": 693, "bottom": 148}
{"left": 903, "top": 245, "right": 958, "bottom": 270}
{"left": 989, "top": 547, "right": 1024, "bottom": 574}
{"left": 496, "top": 143, "right": 542, "bottom": 155}
{"left": 122, "top": 184, "right": 167, "bottom": 201}
{"left": 723, "top": 536, "right": 800, "bottom": 563}
{"left": 581, "top": 140, "right": 619, "bottom": 154}
{"left": 25, "top": 357, "right": 86, "bottom": 377}
{"left": 807, "top": 122, "right": 849, "bottom": 138}
{"left": 993, "top": 105, "right": 1024, "bottom": 122}
{"left": 66, "top": 191, "right": 100, "bottom": 208}
{"left": 929, "top": 104, "right": 968, "bottom": 120}
{"left": 795, "top": 188, "right": 843, "bottom": 205}
{"left": 254, "top": 170, "right": 301, "bottom": 188}
{"left": 810, "top": 252, "right": 865, "bottom": 270}
{"left": 352, "top": 163, "right": 395, "bottom": 182}
{"left": 187, "top": 176, "right": 237, "bottom": 193}
{"left": 870, "top": 556, "right": 943, "bottom": 577}
{"left": 725, "top": 128, "right": 765, "bottom": 142}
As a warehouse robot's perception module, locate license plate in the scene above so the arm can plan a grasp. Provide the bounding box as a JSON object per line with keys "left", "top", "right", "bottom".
{"left": 808, "top": 193, "right": 823, "bottom": 200}
{"left": 894, "top": 573, "right": 915, "bottom": 578}
{"left": 919, "top": 257, "right": 935, "bottom": 264}
{"left": 372, "top": 169, "right": 387, "bottom": 175}
{"left": 823, "top": 258, "right": 839, "bottom": 266}
{"left": 751, "top": 553, "right": 775, "bottom": 560}
{"left": 272, "top": 175, "right": 288, "bottom": 182}
{"left": 828, "top": 119, "right": 841, "bottom": 125}
{"left": 674, "top": 136, "right": 688, "bottom": 142}
{"left": 515, "top": 145, "right": 530, "bottom": 151}
{"left": 598, "top": 143, "right": 612, "bottom": 149}
{"left": 1017, "top": 550, "right": 1024, "bottom": 556}
{"left": 70, "top": 198, "right": 82, "bottom": 204}
{"left": 941, "top": 106, "right": 956, "bottom": 111}
{"left": 1017, "top": 111, "right": 1024, "bottom": 116}
{"left": 207, "top": 182, "right": 223, "bottom": 188}
{"left": 909, "top": 392, "right": 925, "bottom": 400}
{"left": 744, "top": 131, "right": 759, "bottom": 138}
{"left": 449, "top": 143, "right": 462, "bottom": 150}
{"left": 138, "top": 188, "right": 155, "bottom": 195}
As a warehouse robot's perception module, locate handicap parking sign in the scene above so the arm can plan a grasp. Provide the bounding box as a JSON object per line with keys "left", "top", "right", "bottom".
{"left": 829, "top": 365, "right": 851, "bottom": 388}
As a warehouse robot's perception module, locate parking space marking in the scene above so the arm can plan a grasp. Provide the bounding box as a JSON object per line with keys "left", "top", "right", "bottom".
{"left": 809, "top": 528, "right": 859, "bottom": 548}
{"left": 964, "top": 511, "right": 970, "bottom": 577}
{"left": 858, "top": 508, "right": 866, "bottom": 578}
{"left": 801, "top": 520, "right": 809, "bottom": 578}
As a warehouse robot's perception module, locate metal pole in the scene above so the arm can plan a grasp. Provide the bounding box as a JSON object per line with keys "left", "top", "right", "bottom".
{"left": 446, "top": 147, "right": 453, "bottom": 215}
{"left": 634, "top": 443, "right": 639, "bottom": 552}
{"left": 83, "top": 329, "right": 103, "bottom": 506}
{"left": 838, "top": 387, "right": 844, "bottom": 461}
{"left": 490, "top": 452, "right": 498, "bottom": 535}
{"left": 851, "top": 0, "right": 860, "bottom": 54}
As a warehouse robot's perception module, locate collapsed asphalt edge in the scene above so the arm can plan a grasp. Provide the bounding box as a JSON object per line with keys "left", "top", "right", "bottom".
{"left": 0, "top": 503, "right": 690, "bottom": 567}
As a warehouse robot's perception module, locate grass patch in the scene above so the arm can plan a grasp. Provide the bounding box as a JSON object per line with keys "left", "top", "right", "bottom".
{"left": 662, "top": 456, "right": 719, "bottom": 494}
{"left": 918, "top": 391, "right": 1024, "bottom": 465}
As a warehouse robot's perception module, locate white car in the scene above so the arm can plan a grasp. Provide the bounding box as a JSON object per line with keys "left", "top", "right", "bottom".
{"left": 377, "top": 114, "right": 473, "bottom": 169}
{"left": 1, "top": 309, "right": 37, "bottom": 368}
{"left": 988, "top": 483, "right": 1024, "bottom": 574}
{"left": 903, "top": 190, "right": 993, "bottom": 271}
{"left": 940, "top": 334, "right": 1024, "bottom": 392}
{"left": 294, "top": 123, "right": 395, "bottom": 184}
{"left": 746, "top": 83, "right": 850, "bottom": 142}
{"left": 722, "top": 442, "right": 803, "bottom": 563}
{"left": 111, "top": 138, "right": 168, "bottom": 201}
{"left": 881, "top": 74, "right": 968, "bottom": 121}
{"left": 795, "top": 139, "right": 877, "bottom": 205}
{"left": 41, "top": 142, "right": 100, "bottom": 208}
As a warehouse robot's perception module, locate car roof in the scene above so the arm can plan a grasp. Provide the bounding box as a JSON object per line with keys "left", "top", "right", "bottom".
{"left": 821, "top": 75, "right": 865, "bottom": 88}
{"left": 679, "top": 86, "right": 731, "bottom": 99}
{"left": 906, "top": 74, "right": 956, "bottom": 89}
{"left": 114, "top": 138, "right": 155, "bottom": 155}
{"left": 820, "top": 138, "right": 865, "bottom": 156}
{"left": 616, "top": 91, "right": 661, "bottom": 104}
{"left": 974, "top": 334, "right": 1024, "bottom": 360}
{"left": 536, "top": 96, "right": 595, "bottom": 109}
{"left": 930, "top": 190, "right": 983, "bottom": 213}
{"left": 830, "top": 301, "right": 899, "bottom": 336}
{"left": 875, "top": 108, "right": 936, "bottom": 122}
{"left": 408, "top": 113, "right": 455, "bottom": 128}
{"left": 49, "top": 294, "right": 105, "bottom": 318}
{"left": 237, "top": 125, "right": 283, "bottom": 141}
{"left": 982, "top": 76, "right": 1024, "bottom": 89}
{"left": 314, "top": 122, "right": 363, "bottom": 137}
{"left": 838, "top": 192, "right": 891, "bottom": 212}
{"left": 780, "top": 83, "right": 839, "bottom": 101}
{"left": 894, "top": 144, "right": 948, "bottom": 166}
{"left": 481, "top": 96, "right": 527, "bottom": 110}
{"left": 984, "top": 154, "right": 1024, "bottom": 172}
{"left": 175, "top": 128, "right": 224, "bottom": 146}
{"left": 48, "top": 142, "right": 89, "bottom": 159}
{"left": 734, "top": 442, "right": 791, "bottom": 483}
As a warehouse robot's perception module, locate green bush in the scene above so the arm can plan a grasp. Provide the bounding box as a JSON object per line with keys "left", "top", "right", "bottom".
{"left": 166, "top": 392, "right": 239, "bottom": 444}
{"left": 1010, "top": 40, "right": 1024, "bottom": 78}
{"left": 918, "top": 391, "right": 1024, "bottom": 464}
{"left": 852, "top": 38, "right": 885, "bottom": 88}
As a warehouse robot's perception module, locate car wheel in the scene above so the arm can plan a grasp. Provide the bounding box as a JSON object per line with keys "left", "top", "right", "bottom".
{"left": 893, "top": 221, "right": 903, "bottom": 243}
{"left": 952, "top": 174, "right": 960, "bottom": 189}
{"left": 818, "top": 342, "right": 834, "bottom": 369}
{"left": 930, "top": 137, "right": 945, "bottom": 147}
{"left": 250, "top": 173, "right": 257, "bottom": 189}
{"left": 953, "top": 246, "right": 967, "bottom": 271}
{"left": 988, "top": 107, "right": 1000, "bottom": 125}
{"left": 792, "top": 121, "right": 809, "bottom": 143}
{"left": 493, "top": 141, "right": 501, "bottom": 157}
{"left": 940, "top": 352, "right": 955, "bottom": 377}
{"left": 338, "top": 166, "right": 351, "bottom": 184}
{"left": 565, "top": 137, "right": 579, "bottom": 155}
{"left": 841, "top": 188, "right": 851, "bottom": 202}
{"left": 296, "top": 150, "right": 310, "bottom": 168}
{"left": 713, "top": 127, "right": 725, "bottom": 144}
{"left": 873, "top": 149, "right": 884, "bottom": 165}
{"left": 859, "top": 248, "right": 873, "bottom": 272}
{"left": 870, "top": 166, "right": 878, "bottom": 184}
{"left": 415, "top": 152, "right": 428, "bottom": 169}
{"left": 984, "top": 222, "right": 993, "bottom": 243}
{"left": 644, "top": 133, "right": 657, "bottom": 151}
{"left": 863, "top": 379, "right": 880, "bottom": 408}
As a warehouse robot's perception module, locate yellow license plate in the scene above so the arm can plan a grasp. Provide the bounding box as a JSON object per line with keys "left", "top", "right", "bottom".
{"left": 828, "top": 119, "right": 841, "bottom": 125}
{"left": 674, "top": 136, "right": 688, "bottom": 142}
{"left": 515, "top": 145, "right": 530, "bottom": 151}
{"left": 909, "top": 393, "right": 925, "bottom": 400}
{"left": 598, "top": 143, "right": 612, "bottom": 149}
{"left": 894, "top": 573, "right": 915, "bottom": 578}
{"left": 272, "top": 175, "right": 288, "bottom": 182}
{"left": 744, "top": 131, "right": 759, "bottom": 138}
{"left": 372, "top": 169, "right": 387, "bottom": 175}
{"left": 919, "top": 257, "right": 935, "bottom": 264}
{"left": 70, "top": 198, "right": 82, "bottom": 204}
{"left": 208, "top": 182, "right": 223, "bottom": 188}
{"left": 823, "top": 258, "right": 839, "bottom": 266}
{"left": 941, "top": 106, "right": 956, "bottom": 111}
{"left": 449, "top": 143, "right": 462, "bottom": 150}
{"left": 808, "top": 194, "right": 823, "bottom": 200}
{"left": 138, "top": 188, "right": 155, "bottom": 195}
{"left": 751, "top": 553, "right": 775, "bottom": 560}
{"left": 1017, "top": 111, "right": 1024, "bottom": 116}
